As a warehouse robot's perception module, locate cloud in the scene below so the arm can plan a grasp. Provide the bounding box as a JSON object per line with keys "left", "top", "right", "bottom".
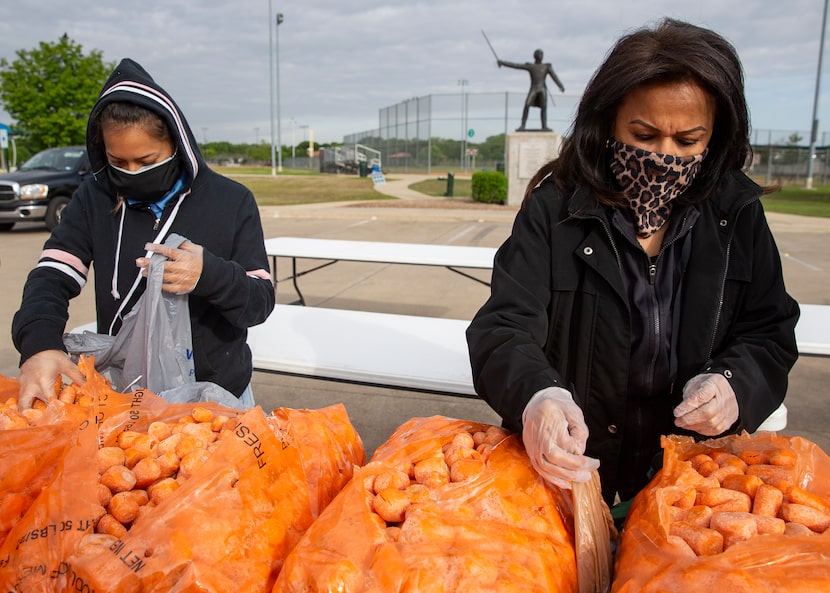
{"left": 0, "top": 0, "right": 827, "bottom": 145}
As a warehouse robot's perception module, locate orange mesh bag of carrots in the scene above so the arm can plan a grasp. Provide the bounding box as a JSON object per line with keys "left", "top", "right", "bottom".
{"left": 273, "top": 415, "right": 579, "bottom": 593}
{"left": 0, "top": 398, "right": 88, "bottom": 548}
{"left": 0, "top": 357, "right": 175, "bottom": 592}
{"left": 0, "top": 362, "right": 106, "bottom": 554}
{"left": 0, "top": 397, "right": 99, "bottom": 593}
{"left": 65, "top": 403, "right": 364, "bottom": 593}
{"left": 4, "top": 354, "right": 169, "bottom": 438}
{"left": 612, "top": 432, "right": 830, "bottom": 593}
{"left": 0, "top": 358, "right": 170, "bottom": 591}
{"left": 265, "top": 404, "right": 366, "bottom": 518}
{"left": 0, "top": 354, "right": 113, "bottom": 415}
{"left": 60, "top": 355, "right": 170, "bottom": 436}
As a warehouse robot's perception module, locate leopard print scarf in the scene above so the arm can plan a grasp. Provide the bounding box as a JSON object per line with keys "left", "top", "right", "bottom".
{"left": 609, "top": 140, "right": 707, "bottom": 237}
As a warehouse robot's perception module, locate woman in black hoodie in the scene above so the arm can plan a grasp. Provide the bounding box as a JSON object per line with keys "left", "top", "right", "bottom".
{"left": 12, "top": 58, "right": 275, "bottom": 407}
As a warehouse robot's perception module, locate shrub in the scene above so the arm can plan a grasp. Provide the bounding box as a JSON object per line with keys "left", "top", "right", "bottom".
{"left": 471, "top": 171, "right": 507, "bottom": 204}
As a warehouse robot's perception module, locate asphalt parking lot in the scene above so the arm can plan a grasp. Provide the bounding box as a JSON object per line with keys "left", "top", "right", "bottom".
{"left": 1, "top": 174, "right": 828, "bottom": 457}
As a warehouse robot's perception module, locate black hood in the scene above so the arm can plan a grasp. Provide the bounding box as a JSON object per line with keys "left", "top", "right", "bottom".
{"left": 86, "top": 58, "right": 203, "bottom": 190}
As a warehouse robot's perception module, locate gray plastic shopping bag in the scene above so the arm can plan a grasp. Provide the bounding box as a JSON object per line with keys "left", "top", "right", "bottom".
{"left": 120, "top": 233, "right": 195, "bottom": 394}
{"left": 65, "top": 233, "right": 195, "bottom": 394}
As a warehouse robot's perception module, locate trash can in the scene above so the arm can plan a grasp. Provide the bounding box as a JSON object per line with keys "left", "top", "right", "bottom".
{"left": 444, "top": 172, "right": 454, "bottom": 197}
{"left": 358, "top": 161, "right": 369, "bottom": 177}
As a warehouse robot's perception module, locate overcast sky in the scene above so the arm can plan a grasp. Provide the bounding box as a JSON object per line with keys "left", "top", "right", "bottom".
{"left": 1, "top": 0, "right": 828, "bottom": 146}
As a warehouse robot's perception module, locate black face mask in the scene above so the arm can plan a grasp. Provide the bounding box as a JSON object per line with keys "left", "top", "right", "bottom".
{"left": 107, "top": 153, "right": 181, "bottom": 203}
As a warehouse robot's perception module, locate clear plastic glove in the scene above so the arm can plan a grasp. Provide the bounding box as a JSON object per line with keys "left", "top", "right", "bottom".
{"left": 522, "top": 386, "right": 600, "bottom": 490}
{"left": 17, "top": 350, "right": 85, "bottom": 409}
{"left": 673, "top": 373, "right": 739, "bottom": 436}
{"left": 137, "top": 240, "right": 204, "bottom": 295}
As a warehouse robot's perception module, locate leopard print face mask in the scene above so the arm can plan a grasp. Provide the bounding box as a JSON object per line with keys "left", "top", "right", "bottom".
{"left": 609, "top": 140, "right": 707, "bottom": 237}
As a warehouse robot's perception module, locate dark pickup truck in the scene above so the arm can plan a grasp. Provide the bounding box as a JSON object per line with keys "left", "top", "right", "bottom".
{"left": 0, "top": 146, "right": 91, "bottom": 231}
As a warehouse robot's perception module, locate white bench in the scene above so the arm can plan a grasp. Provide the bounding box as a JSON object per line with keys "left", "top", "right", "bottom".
{"left": 265, "top": 236, "right": 497, "bottom": 305}
{"left": 247, "top": 304, "right": 476, "bottom": 396}
{"left": 795, "top": 303, "right": 830, "bottom": 356}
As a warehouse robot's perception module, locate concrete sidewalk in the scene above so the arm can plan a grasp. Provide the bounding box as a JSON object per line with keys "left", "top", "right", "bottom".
{"left": 1, "top": 176, "right": 827, "bottom": 458}
{"left": 372, "top": 173, "right": 437, "bottom": 201}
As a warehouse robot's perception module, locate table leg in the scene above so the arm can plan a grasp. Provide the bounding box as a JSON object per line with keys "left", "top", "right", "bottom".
{"left": 291, "top": 258, "right": 306, "bottom": 306}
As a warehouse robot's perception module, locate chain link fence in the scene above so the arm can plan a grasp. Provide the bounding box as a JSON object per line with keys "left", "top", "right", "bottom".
{"left": 343, "top": 91, "right": 580, "bottom": 174}
{"left": 341, "top": 94, "right": 830, "bottom": 185}
{"left": 749, "top": 129, "right": 830, "bottom": 186}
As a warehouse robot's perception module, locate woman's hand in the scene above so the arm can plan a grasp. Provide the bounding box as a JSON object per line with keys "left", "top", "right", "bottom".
{"left": 674, "top": 373, "right": 739, "bottom": 436}
{"left": 137, "top": 241, "right": 204, "bottom": 295}
{"left": 17, "top": 350, "right": 85, "bottom": 409}
{"left": 522, "top": 387, "right": 600, "bottom": 490}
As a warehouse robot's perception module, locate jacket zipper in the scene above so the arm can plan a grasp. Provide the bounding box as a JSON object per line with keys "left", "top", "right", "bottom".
{"left": 645, "top": 213, "right": 690, "bottom": 395}
{"left": 647, "top": 259, "right": 660, "bottom": 396}
{"left": 648, "top": 262, "right": 657, "bottom": 285}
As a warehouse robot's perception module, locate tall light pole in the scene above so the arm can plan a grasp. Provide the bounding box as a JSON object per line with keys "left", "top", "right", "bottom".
{"left": 458, "top": 79, "right": 468, "bottom": 172}
{"left": 275, "top": 12, "right": 284, "bottom": 173}
{"left": 290, "top": 117, "right": 296, "bottom": 163}
{"left": 268, "top": 0, "right": 276, "bottom": 176}
{"left": 807, "top": 0, "right": 829, "bottom": 189}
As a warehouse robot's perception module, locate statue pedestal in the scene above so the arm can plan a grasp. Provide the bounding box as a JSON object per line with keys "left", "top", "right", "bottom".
{"left": 505, "top": 131, "right": 562, "bottom": 206}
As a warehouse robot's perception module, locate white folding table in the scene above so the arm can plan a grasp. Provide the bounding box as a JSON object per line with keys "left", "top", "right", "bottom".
{"left": 264, "top": 236, "right": 497, "bottom": 305}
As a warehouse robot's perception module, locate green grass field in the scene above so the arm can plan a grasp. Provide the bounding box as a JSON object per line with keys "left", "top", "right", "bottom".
{"left": 216, "top": 167, "right": 391, "bottom": 206}
{"left": 760, "top": 186, "right": 830, "bottom": 218}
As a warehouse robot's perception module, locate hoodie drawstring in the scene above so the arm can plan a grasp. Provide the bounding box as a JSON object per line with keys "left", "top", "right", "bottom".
{"left": 111, "top": 205, "right": 127, "bottom": 300}
{"left": 107, "top": 191, "right": 189, "bottom": 335}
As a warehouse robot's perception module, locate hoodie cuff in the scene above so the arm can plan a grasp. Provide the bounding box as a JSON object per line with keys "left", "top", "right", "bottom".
{"left": 16, "top": 319, "right": 69, "bottom": 365}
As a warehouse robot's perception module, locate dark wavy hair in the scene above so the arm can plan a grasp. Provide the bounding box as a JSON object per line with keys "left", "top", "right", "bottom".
{"left": 524, "top": 18, "right": 752, "bottom": 206}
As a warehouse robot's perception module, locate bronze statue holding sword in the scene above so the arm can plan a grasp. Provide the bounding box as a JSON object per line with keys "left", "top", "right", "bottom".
{"left": 482, "top": 30, "right": 565, "bottom": 132}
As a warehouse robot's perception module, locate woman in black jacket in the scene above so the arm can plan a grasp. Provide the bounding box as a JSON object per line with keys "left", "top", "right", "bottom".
{"left": 13, "top": 58, "right": 275, "bottom": 408}
{"left": 466, "top": 18, "right": 799, "bottom": 506}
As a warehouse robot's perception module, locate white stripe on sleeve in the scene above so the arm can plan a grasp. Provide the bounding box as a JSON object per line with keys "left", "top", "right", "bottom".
{"left": 36, "top": 261, "right": 87, "bottom": 289}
